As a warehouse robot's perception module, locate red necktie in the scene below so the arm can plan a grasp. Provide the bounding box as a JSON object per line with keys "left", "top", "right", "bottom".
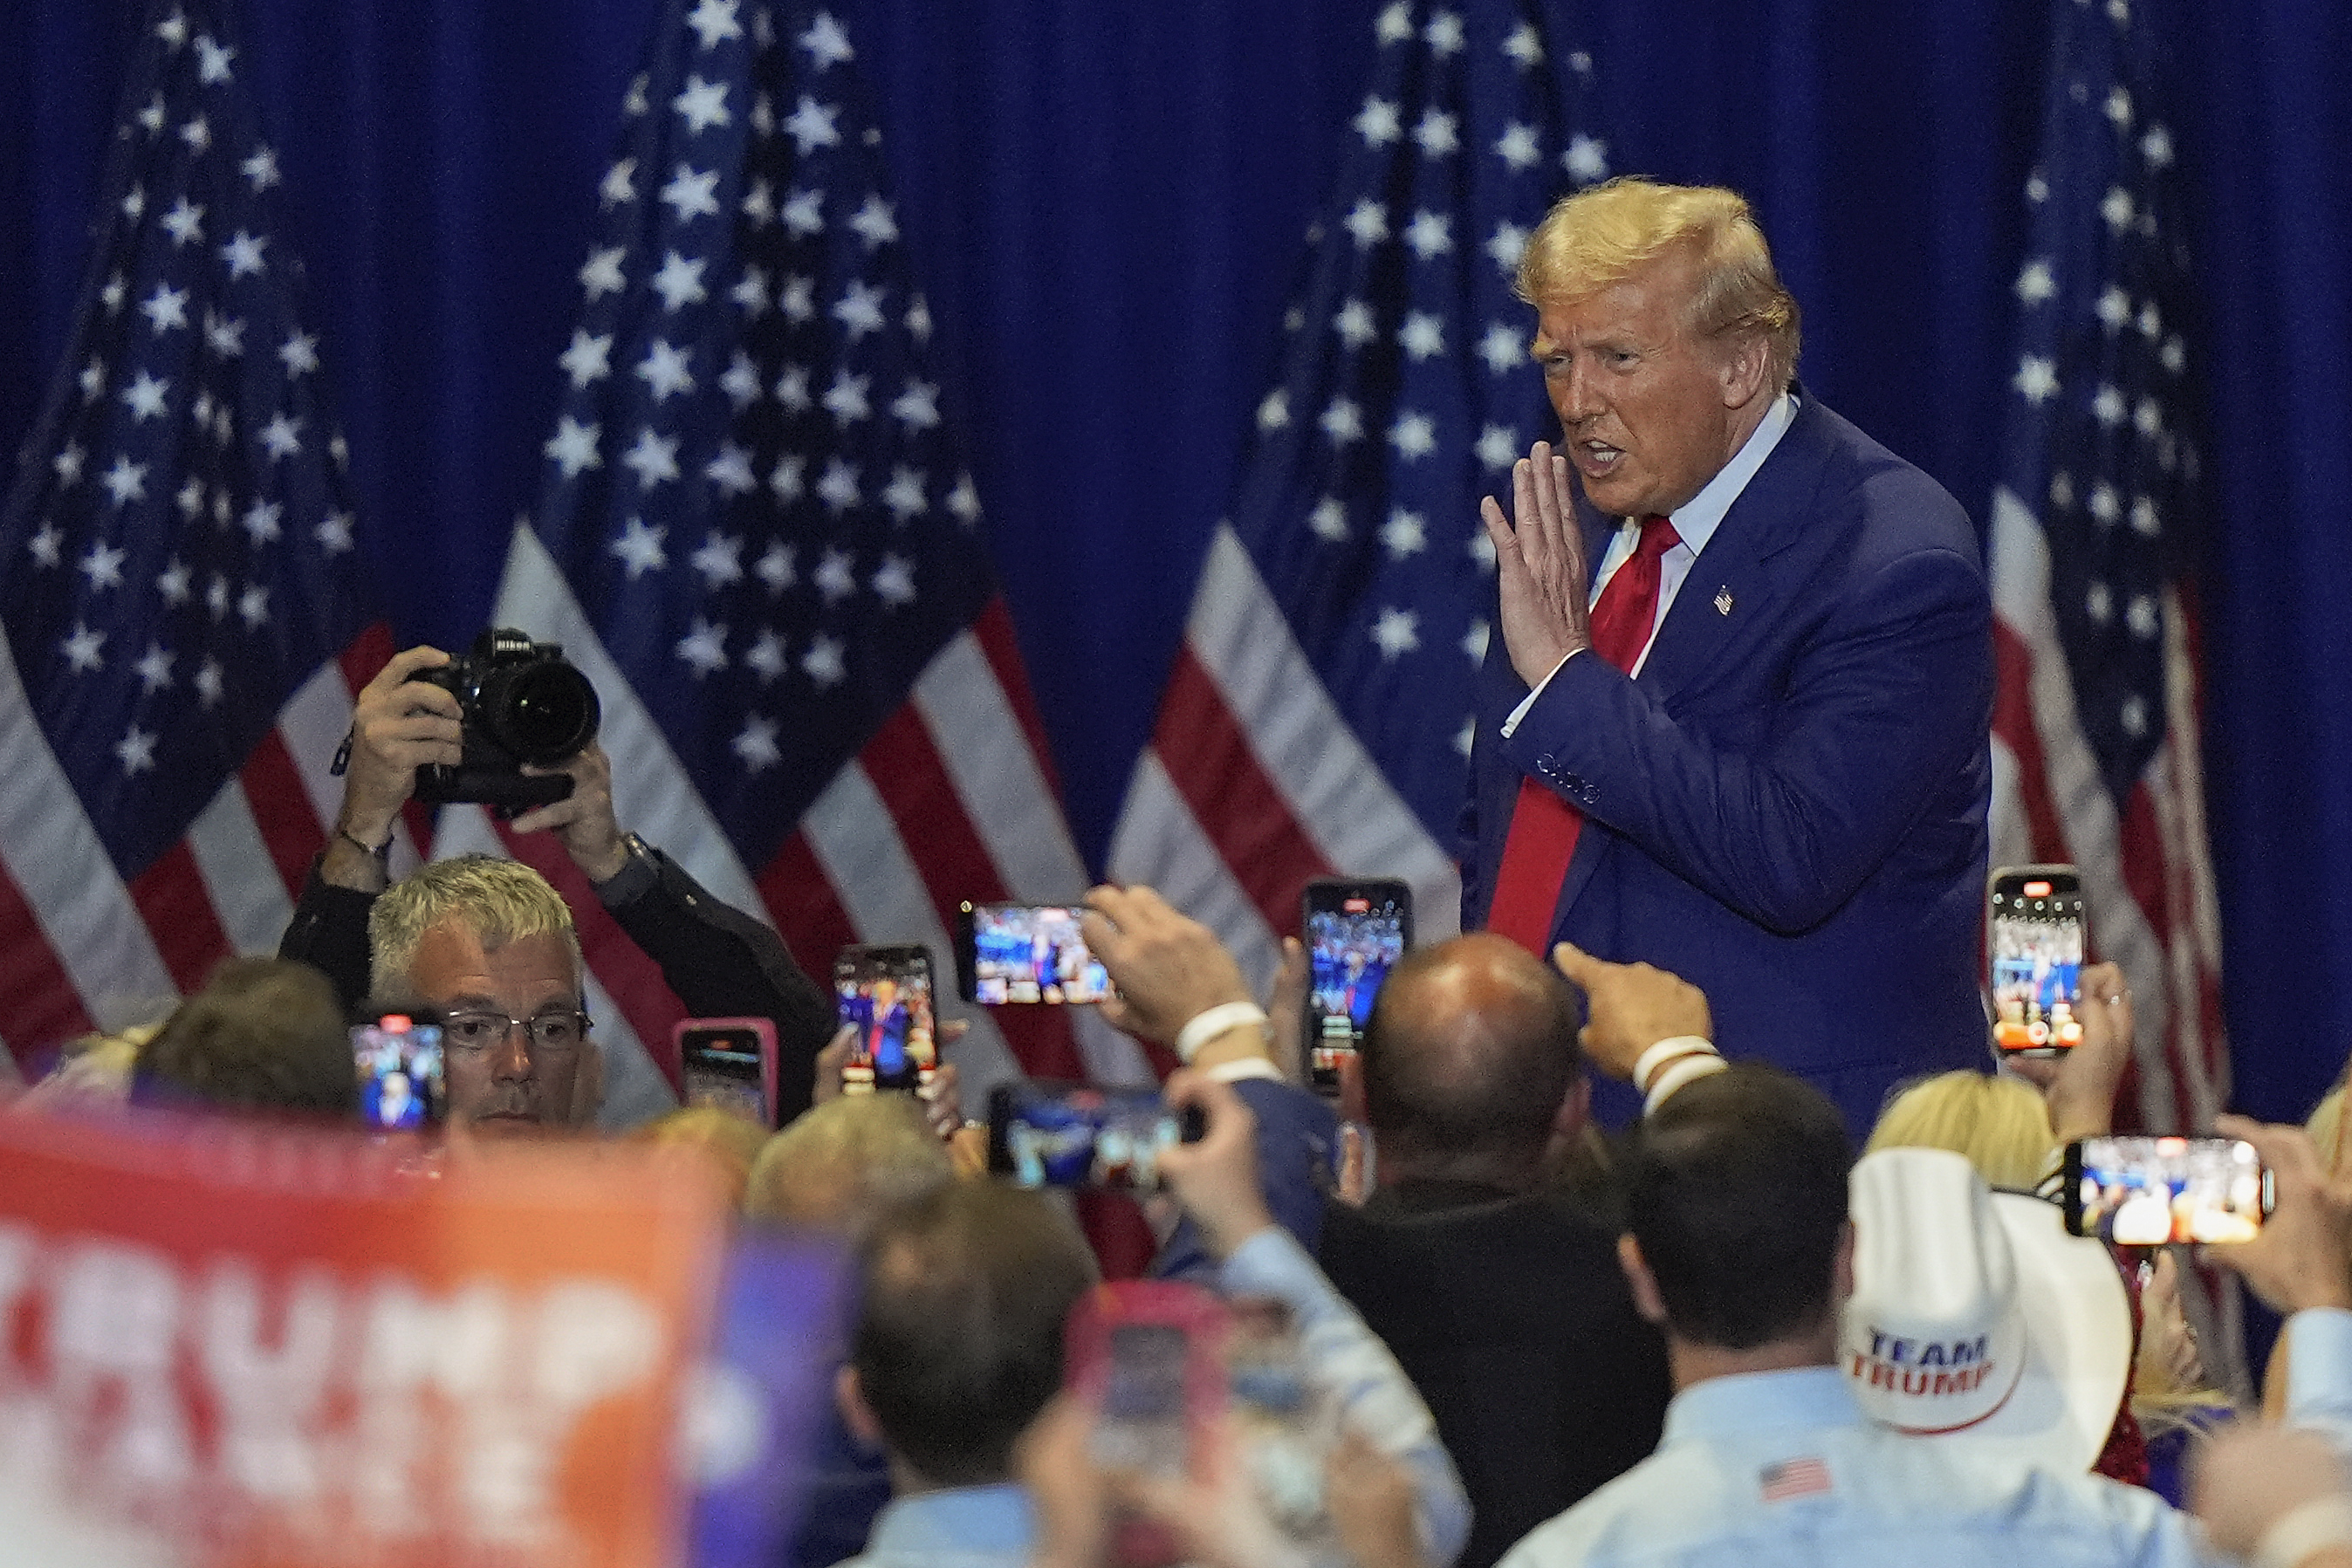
{"left": 1485, "top": 514, "right": 1682, "bottom": 954}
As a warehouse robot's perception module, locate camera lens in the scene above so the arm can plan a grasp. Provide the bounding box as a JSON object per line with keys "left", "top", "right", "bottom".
{"left": 490, "top": 660, "right": 600, "bottom": 765}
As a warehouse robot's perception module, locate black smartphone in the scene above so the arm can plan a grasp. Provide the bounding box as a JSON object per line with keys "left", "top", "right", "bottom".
{"left": 986, "top": 1082, "right": 1205, "bottom": 1191}
{"left": 1987, "top": 864, "right": 2084, "bottom": 1055}
{"left": 2065, "top": 1134, "right": 2273, "bottom": 1244}
{"left": 675, "top": 1017, "right": 778, "bottom": 1126}
{"left": 1301, "top": 877, "right": 1412, "bottom": 1093}
{"left": 833, "top": 943, "right": 938, "bottom": 1093}
{"left": 353, "top": 1012, "right": 443, "bottom": 1130}
{"left": 957, "top": 902, "right": 1112, "bottom": 1004}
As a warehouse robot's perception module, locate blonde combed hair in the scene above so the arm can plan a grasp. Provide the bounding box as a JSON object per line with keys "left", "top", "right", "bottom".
{"left": 744, "top": 1092, "right": 953, "bottom": 1234}
{"left": 1865, "top": 1070, "right": 2055, "bottom": 1192}
{"left": 1516, "top": 176, "right": 1800, "bottom": 394}
{"left": 367, "top": 852, "right": 580, "bottom": 991}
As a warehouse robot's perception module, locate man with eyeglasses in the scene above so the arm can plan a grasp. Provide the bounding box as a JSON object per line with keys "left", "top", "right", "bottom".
{"left": 363, "top": 852, "right": 608, "bottom": 1137}
{"left": 280, "top": 644, "right": 835, "bottom": 1128}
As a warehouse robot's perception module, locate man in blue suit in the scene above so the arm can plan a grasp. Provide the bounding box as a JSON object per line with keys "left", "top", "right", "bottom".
{"left": 1464, "top": 179, "right": 1993, "bottom": 1135}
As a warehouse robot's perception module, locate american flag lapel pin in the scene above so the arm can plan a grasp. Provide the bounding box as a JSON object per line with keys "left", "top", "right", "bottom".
{"left": 1713, "top": 585, "right": 1734, "bottom": 616}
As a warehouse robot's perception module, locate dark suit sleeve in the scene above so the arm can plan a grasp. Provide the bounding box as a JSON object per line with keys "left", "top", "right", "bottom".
{"left": 1506, "top": 542, "right": 1992, "bottom": 935}
{"left": 278, "top": 859, "right": 378, "bottom": 1012}
{"left": 1150, "top": 1078, "right": 1337, "bottom": 1284}
{"left": 600, "top": 846, "right": 837, "bottom": 1121}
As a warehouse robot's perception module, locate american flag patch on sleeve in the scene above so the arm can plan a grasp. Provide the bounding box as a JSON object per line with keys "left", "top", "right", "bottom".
{"left": 1758, "top": 1457, "right": 1833, "bottom": 1503}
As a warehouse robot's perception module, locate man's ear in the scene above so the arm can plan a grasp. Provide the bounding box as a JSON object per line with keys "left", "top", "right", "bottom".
{"left": 1618, "top": 1232, "right": 1669, "bottom": 1325}
{"left": 571, "top": 1039, "right": 606, "bottom": 1127}
{"left": 1717, "top": 330, "right": 1771, "bottom": 411}
{"left": 1553, "top": 1074, "right": 1593, "bottom": 1143}
{"left": 836, "top": 1364, "right": 886, "bottom": 1448}
{"left": 1833, "top": 1218, "right": 1856, "bottom": 1304}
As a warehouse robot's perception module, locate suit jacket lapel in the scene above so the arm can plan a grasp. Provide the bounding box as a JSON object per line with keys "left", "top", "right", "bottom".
{"left": 1546, "top": 395, "right": 1828, "bottom": 935}
{"left": 1634, "top": 395, "right": 1827, "bottom": 708}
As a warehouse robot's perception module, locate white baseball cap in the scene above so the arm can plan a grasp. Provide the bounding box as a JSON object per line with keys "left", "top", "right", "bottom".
{"left": 1841, "top": 1146, "right": 2130, "bottom": 1472}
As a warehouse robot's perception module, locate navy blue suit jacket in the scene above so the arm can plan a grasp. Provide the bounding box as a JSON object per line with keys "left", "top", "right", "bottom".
{"left": 1463, "top": 394, "right": 1994, "bottom": 1134}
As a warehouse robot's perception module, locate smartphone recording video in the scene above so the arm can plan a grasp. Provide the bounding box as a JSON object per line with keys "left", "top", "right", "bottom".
{"left": 1988, "top": 865, "right": 2084, "bottom": 1055}
{"left": 1301, "top": 877, "right": 1411, "bottom": 1094}
{"left": 353, "top": 1013, "right": 443, "bottom": 1130}
{"left": 1065, "top": 1281, "right": 1231, "bottom": 1482}
{"left": 2066, "top": 1134, "right": 2272, "bottom": 1244}
{"left": 987, "top": 1083, "right": 1201, "bottom": 1191}
{"left": 675, "top": 1017, "right": 778, "bottom": 1127}
{"left": 957, "top": 902, "right": 1111, "bottom": 1004}
{"left": 833, "top": 944, "right": 937, "bottom": 1094}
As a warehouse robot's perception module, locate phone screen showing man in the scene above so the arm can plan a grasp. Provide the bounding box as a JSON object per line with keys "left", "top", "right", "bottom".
{"left": 353, "top": 1016, "right": 442, "bottom": 1130}
{"left": 2070, "top": 1135, "right": 2269, "bottom": 1244}
{"left": 1988, "top": 869, "right": 2084, "bottom": 1054}
{"left": 1304, "top": 882, "right": 1409, "bottom": 1092}
{"left": 834, "top": 945, "right": 937, "bottom": 1093}
{"left": 966, "top": 904, "right": 1111, "bottom": 1004}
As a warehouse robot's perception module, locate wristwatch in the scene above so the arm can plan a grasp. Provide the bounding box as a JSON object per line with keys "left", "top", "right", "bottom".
{"left": 592, "top": 832, "right": 660, "bottom": 907}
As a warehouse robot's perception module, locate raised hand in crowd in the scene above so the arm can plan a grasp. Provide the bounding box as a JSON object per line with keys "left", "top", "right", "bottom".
{"left": 807, "top": 1021, "right": 968, "bottom": 1147}
{"left": 325, "top": 646, "right": 463, "bottom": 890}
{"left": 1154, "top": 1071, "right": 1276, "bottom": 1260}
{"left": 2004, "top": 959, "right": 2135, "bottom": 1143}
{"left": 2194, "top": 1422, "right": 2352, "bottom": 1568}
{"left": 1548, "top": 940, "right": 1711, "bottom": 1083}
{"left": 1081, "top": 886, "right": 1271, "bottom": 1070}
{"left": 2211, "top": 1114, "right": 2352, "bottom": 1316}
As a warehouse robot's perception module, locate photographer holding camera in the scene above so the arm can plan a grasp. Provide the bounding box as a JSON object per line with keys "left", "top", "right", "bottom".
{"left": 279, "top": 639, "right": 835, "bottom": 1129}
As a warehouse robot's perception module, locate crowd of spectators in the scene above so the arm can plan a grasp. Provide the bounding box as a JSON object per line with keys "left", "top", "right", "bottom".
{"left": 11, "top": 839, "right": 2352, "bottom": 1568}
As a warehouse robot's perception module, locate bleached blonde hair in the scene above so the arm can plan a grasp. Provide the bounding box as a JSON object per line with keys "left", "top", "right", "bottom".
{"left": 744, "top": 1093, "right": 953, "bottom": 1235}
{"left": 1516, "top": 176, "right": 1800, "bottom": 394}
{"left": 367, "top": 852, "right": 580, "bottom": 992}
{"left": 1865, "top": 1070, "right": 2055, "bottom": 1192}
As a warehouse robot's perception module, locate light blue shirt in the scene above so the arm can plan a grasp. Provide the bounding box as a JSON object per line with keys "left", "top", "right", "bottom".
{"left": 827, "top": 1482, "right": 1032, "bottom": 1568}
{"left": 2286, "top": 1305, "right": 2352, "bottom": 1450}
{"left": 1222, "top": 1226, "right": 1474, "bottom": 1568}
{"left": 1494, "top": 1366, "right": 2206, "bottom": 1568}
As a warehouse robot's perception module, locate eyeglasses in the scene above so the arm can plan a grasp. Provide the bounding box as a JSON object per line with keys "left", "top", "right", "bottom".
{"left": 441, "top": 1010, "right": 590, "bottom": 1056}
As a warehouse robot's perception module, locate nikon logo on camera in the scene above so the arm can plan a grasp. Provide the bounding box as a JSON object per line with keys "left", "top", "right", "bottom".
{"left": 412, "top": 628, "right": 601, "bottom": 811}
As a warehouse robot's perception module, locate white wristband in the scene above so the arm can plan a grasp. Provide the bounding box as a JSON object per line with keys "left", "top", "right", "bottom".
{"left": 1174, "top": 1002, "right": 1269, "bottom": 1065}
{"left": 1633, "top": 1036, "right": 1718, "bottom": 1093}
{"left": 2256, "top": 1496, "right": 2352, "bottom": 1568}
{"left": 1644, "top": 1052, "right": 1729, "bottom": 1117}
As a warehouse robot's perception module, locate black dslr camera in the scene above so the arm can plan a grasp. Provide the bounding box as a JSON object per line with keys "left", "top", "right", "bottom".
{"left": 409, "top": 628, "right": 602, "bottom": 813}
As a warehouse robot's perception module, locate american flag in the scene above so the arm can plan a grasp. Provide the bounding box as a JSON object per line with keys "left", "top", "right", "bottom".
{"left": 1106, "top": 0, "right": 1609, "bottom": 987}
{"left": 1989, "top": 0, "right": 2239, "bottom": 1397}
{"left": 463, "top": 0, "right": 1148, "bottom": 1109}
{"left": 1988, "top": 0, "right": 2224, "bottom": 1139}
{"left": 1756, "top": 1455, "right": 1833, "bottom": 1503}
{"left": 0, "top": 0, "right": 405, "bottom": 1065}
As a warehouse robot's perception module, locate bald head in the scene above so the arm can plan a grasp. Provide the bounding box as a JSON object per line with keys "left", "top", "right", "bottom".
{"left": 1361, "top": 934, "right": 1584, "bottom": 1181}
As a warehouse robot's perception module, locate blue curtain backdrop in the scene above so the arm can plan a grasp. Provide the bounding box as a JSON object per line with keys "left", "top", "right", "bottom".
{"left": 3, "top": 0, "right": 2346, "bottom": 1124}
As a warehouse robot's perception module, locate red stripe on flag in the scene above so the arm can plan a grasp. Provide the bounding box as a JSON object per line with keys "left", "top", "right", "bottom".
{"left": 858, "top": 709, "right": 1090, "bottom": 1085}
{"left": 0, "top": 862, "right": 95, "bottom": 1068}
{"left": 861, "top": 707, "right": 1012, "bottom": 932}
{"left": 970, "top": 597, "right": 1067, "bottom": 802}
{"left": 127, "top": 843, "right": 234, "bottom": 996}
{"left": 2120, "top": 778, "right": 2196, "bottom": 1133}
{"left": 1991, "top": 619, "right": 2070, "bottom": 862}
{"left": 757, "top": 830, "right": 860, "bottom": 983}
{"left": 338, "top": 621, "right": 395, "bottom": 687}
{"left": 1153, "top": 646, "right": 1331, "bottom": 939}
{"left": 241, "top": 729, "right": 328, "bottom": 897}
{"left": 496, "top": 828, "right": 687, "bottom": 1092}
